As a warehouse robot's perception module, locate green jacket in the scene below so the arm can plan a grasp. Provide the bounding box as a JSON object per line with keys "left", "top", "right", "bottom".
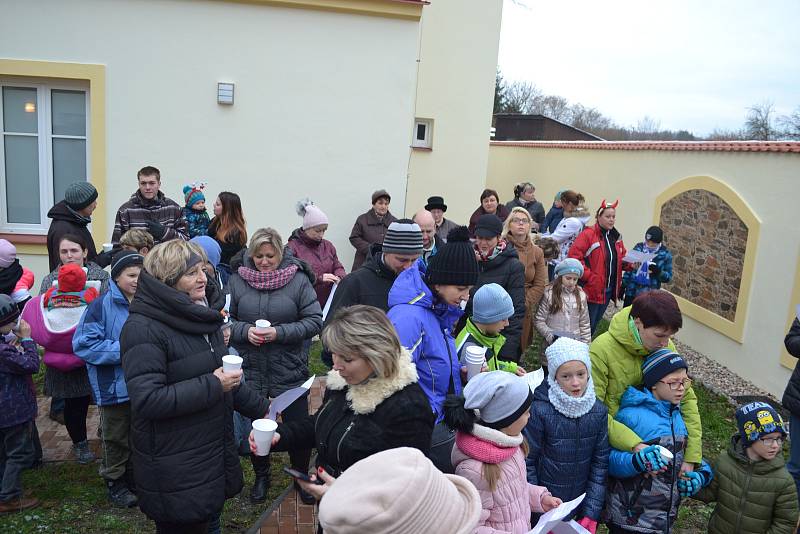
{"left": 455, "top": 318, "right": 519, "bottom": 374}
{"left": 696, "top": 435, "right": 798, "bottom": 534}
{"left": 589, "top": 306, "right": 702, "bottom": 463}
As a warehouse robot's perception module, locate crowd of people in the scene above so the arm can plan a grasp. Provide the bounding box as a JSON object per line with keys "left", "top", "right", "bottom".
{"left": 0, "top": 169, "right": 797, "bottom": 534}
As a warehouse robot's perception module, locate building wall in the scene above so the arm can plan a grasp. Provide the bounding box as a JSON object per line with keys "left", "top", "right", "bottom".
{"left": 487, "top": 143, "right": 800, "bottom": 398}
{"left": 405, "top": 0, "right": 503, "bottom": 225}
{"left": 2, "top": 0, "right": 423, "bottom": 279}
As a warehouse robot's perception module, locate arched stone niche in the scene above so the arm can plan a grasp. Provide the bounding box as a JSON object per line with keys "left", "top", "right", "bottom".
{"left": 654, "top": 176, "right": 760, "bottom": 342}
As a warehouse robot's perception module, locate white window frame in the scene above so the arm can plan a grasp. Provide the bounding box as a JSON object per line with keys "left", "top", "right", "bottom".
{"left": 0, "top": 79, "right": 90, "bottom": 235}
{"left": 412, "top": 117, "right": 433, "bottom": 149}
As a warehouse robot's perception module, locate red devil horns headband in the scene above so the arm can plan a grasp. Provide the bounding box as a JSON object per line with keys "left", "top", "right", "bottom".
{"left": 599, "top": 199, "right": 619, "bottom": 210}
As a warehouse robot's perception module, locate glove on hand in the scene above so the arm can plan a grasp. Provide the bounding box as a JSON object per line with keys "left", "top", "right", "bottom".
{"left": 632, "top": 445, "right": 668, "bottom": 473}
{"left": 145, "top": 220, "right": 167, "bottom": 241}
{"left": 94, "top": 250, "right": 113, "bottom": 268}
{"left": 677, "top": 471, "right": 705, "bottom": 497}
{"left": 648, "top": 263, "right": 661, "bottom": 277}
{"left": 577, "top": 517, "right": 597, "bottom": 534}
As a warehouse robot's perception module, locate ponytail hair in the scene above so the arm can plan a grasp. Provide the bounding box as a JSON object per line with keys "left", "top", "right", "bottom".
{"left": 443, "top": 394, "right": 475, "bottom": 434}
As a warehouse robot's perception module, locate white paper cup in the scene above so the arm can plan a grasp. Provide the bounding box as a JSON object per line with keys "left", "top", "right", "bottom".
{"left": 254, "top": 319, "right": 271, "bottom": 334}
{"left": 656, "top": 445, "right": 674, "bottom": 463}
{"left": 252, "top": 419, "right": 278, "bottom": 456}
{"left": 466, "top": 360, "right": 484, "bottom": 381}
{"left": 102, "top": 243, "right": 113, "bottom": 253}
{"left": 222, "top": 355, "right": 243, "bottom": 372}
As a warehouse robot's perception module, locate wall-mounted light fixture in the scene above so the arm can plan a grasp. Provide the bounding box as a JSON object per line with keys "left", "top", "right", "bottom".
{"left": 217, "top": 83, "right": 234, "bottom": 105}
{"left": 24, "top": 102, "right": 35, "bottom": 113}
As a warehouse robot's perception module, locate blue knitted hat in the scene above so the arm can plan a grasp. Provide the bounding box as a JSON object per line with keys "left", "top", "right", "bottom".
{"left": 642, "top": 349, "right": 688, "bottom": 389}
{"left": 191, "top": 236, "right": 221, "bottom": 268}
{"left": 472, "top": 283, "right": 514, "bottom": 324}
{"left": 555, "top": 258, "right": 584, "bottom": 278}
{"left": 736, "top": 401, "right": 786, "bottom": 446}
{"left": 183, "top": 183, "right": 206, "bottom": 209}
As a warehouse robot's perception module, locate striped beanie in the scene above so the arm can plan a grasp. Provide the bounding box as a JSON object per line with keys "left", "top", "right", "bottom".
{"left": 382, "top": 219, "right": 423, "bottom": 255}
{"left": 183, "top": 183, "right": 206, "bottom": 208}
{"left": 642, "top": 348, "right": 688, "bottom": 389}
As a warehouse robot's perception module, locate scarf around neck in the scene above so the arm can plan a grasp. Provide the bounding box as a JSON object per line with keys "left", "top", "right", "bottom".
{"left": 475, "top": 239, "right": 507, "bottom": 262}
{"left": 0, "top": 259, "right": 23, "bottom": 295}
{"left": 238, "top": 262, "right": 299, "bottom": 291}
{"left": 547, "top": 376, "right": 597, "bottom": 419}
{"left": 456, "top": 423, "right": 522, "bottom": 464}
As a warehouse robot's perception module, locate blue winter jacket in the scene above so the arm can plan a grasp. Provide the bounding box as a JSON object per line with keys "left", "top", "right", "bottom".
{"left": 387, "top": 261, "right": 464, "bottom": 423}
{"left": 524, "top": 380, "right": 609, "bottom": 520}
{"left": 543, "top": 204, "right": 564, "bottom": 234}
{"left": 621, "top": 242, "right": 673, "bottom": 299}
{"left": 73, "top": 280, "right": 131, "bottom": 406}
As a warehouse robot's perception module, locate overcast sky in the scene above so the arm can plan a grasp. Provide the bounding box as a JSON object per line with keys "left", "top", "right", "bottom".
{"left": 498, "top": 0, "right": 800, "bottom": 136}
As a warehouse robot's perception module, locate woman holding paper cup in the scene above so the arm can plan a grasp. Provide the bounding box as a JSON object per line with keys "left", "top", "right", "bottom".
{"left": 256, "top": 305, "right": 434, "bottom": 501}
{"left": 227, "top": 228, "right": 323, "bottom": 504}
{"left": 120, "top": 240, "right": 270, "bottom": 533}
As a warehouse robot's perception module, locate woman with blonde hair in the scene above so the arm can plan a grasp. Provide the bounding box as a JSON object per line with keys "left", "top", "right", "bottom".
{"left": 502, "top": 207, "right": 548, "bottom": 351}
{"left": 254, "top": 305, "right": 434, "bottom": 503}
{"left": 227, "top": 228, "right": 323, "bottom": 504}
{"left": 120, "top": 239, "right": 269, "bottom": 533}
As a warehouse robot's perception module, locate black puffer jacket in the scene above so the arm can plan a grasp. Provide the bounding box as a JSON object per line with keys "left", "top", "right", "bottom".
{"left": 274, "top": 350, "right": 434, "bottom": 477}
{"left": 120, "top": 272, "right": 269, "bottom": 524}
{"left": 227, "top": 249, "right": 322, "bottom": 397}
{"left": 461, "top": 242, "right": 526, "bottom": 360}
{"left": 326, "top": 244, "right": 397, "bottom": 315}
{"left": 782, "top": 318, "right": 800, "bottom": 416}
{"left": 46, "top": 201, "right": 98, "bottom": 272}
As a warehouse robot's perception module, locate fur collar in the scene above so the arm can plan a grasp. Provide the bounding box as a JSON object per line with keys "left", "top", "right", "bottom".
{"left": 471, "top": 422, "right": 523, "bottom": 448}
{"left": 326, "top": 349, "right": 418, "bottom": 415}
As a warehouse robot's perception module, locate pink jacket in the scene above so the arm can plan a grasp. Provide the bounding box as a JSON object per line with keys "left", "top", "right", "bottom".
{"left": 21, "top": 296, "right": 85, "bottom": 372}
{"left": 452, "top": 425, "right": 550, "bottom": 534}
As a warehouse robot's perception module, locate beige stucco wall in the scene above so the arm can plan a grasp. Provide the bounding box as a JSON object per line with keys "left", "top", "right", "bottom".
{"left": 2, "top": 0, "right": 423, "bottom": 277}
{"left": 405, "top": 0, "right": 503, "bottom": 224}
{"left": 487, "top": 143, "right": 800, "bottom": 398}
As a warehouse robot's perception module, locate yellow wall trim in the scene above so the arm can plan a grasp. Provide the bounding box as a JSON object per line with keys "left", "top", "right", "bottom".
{"left": 0, "top": 58, "right": 106, "bottom": 247}
{"left": 654, "top": 175, "right": 760, "bottom": 343}
{"left": 222, "top": 0, "right": 424, "bottom": 20}
{"left": 780, "top": 250, "right": 800, "bottom": 369}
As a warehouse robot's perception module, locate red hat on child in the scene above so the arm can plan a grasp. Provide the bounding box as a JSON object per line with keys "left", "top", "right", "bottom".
{"left": 58, "top": 264, "right": 87, "bottom": 293}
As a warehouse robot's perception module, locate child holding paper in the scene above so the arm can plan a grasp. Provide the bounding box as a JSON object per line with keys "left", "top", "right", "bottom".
{"left": 534, "top": 258, "right": 591, "bottom": 360}
{"left": 455, "top": 283, "right": 526, "bottom": 377}
{"left": 621, "top": 226, "right": 673, "bottom": 307}
{"left": 524, "top": 337, "right": 609, "bottom": 533}
{"left": 604, "top": 349, "right": 712, "bottom": 533}
{"left": 446, "top": 371, "right": 562, "bottom": 532}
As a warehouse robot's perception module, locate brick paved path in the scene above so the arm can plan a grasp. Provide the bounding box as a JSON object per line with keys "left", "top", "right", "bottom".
{"left": 37, "top": 396, "right": 102, "bottom": 462}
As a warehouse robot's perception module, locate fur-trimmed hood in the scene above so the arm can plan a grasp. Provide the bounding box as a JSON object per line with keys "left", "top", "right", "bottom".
{"left": 326, "top": 348, "right": 418, "bottom": 415}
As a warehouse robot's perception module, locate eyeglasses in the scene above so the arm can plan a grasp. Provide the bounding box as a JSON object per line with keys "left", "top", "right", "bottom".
{"left": 759, "top": 437, "right": 784, "bottom": 447}
{"left": 510, "top": 218, "right": 530, "bottom": 225}
{"left": 659, "top": 378, "right": 693, "bottom": 390}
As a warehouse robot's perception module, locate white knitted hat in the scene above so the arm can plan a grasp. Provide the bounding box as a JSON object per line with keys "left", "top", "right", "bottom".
{"left": 545, "top": 337, "right": 591, "bottom": 381}
{"left": 318, "top": 447, "right": 481, "bottom": 534}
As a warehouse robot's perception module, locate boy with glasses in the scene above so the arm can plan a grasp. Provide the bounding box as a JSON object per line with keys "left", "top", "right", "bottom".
{"left": 694, "top": 401, "right": 798, "bottom": 533}
{"left": 604, "top": 349, "right": 712, "bottom": 533}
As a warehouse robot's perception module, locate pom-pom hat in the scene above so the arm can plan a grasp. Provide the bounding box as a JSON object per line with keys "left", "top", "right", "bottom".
{"left": 296, "top": 198, "right": 329, "bottom": 230}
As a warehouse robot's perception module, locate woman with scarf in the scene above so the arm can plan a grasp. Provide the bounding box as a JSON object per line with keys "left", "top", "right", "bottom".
{"left": 120, "top": 240, "right": 269, "bottom": 533}
{"left": 227, "top": 228, "right": 323, "bottom": 505}
{"left": 387, "top": 226, "right": 480, "bottom": 473}
{"left": 502, "top": 207, "right": 548, "bottom": 351}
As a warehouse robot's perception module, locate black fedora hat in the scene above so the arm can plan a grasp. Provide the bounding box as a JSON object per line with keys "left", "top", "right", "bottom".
{"left": 425, "top": 196, "right": 447, "bottom": 212}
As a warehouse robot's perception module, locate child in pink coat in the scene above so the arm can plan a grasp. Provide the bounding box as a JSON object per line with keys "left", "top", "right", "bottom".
{"left": 445, "top": 371, "right": 562, "bottom": 533}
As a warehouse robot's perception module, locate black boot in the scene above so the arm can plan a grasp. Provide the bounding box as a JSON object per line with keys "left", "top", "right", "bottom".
{"left": 249, "top": 455, "right": 271, "bottom": 504}
{"left": 107, "top": 479, "right": 138, "bottom": 508}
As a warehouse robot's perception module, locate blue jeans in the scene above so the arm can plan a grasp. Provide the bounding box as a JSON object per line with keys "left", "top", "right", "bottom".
{"left": 587, "top": 288, "right": 612, "bottom": 336}
{"left": 0, "top": 421, "right": 34, "bottom": 501}
{"left": 788, "top": 414, "right": 800, "bottom": 507}
{"left": 207, "top": 514, "right": 221, "bottom": 534}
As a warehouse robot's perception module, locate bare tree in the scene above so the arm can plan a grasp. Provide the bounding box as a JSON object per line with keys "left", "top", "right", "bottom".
{"left": 744, "top": 101, "right": 777, "bottom": 140}
{"left": 569, "top": 104, "right": 611, "bottom": 131}
{"left": 635, "top": 116, "right": 662, "bottom": 136}
{"left": 540, "top": 95, "right": 570, "bottom": 121}
{"left": 778, "top": 106, "right": 800, "bottom": 140}
{"left": 705, "top": 128, "right": 746, "bottom": 141}
{"left": 503, "top": 80, "right": 543, "bottom": 114}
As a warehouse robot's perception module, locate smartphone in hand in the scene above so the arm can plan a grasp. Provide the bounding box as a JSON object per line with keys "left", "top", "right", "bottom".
{"left": 283, "top": 467, "right": 324, "bottom": 485}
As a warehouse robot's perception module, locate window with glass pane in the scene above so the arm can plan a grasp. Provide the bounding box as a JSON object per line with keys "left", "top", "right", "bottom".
{"left": 3, "top": 86, "right": 41, "bottom": 223}
{"left": 3, "top": 87, "right": 38, "bottom": 134}
{"left": 51, "top": 90, "right": 87, "bottom": 201}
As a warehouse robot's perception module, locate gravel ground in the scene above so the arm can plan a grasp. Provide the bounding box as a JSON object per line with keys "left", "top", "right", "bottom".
{"left": 601, "top": 301, "right": 779, "bottom": 407}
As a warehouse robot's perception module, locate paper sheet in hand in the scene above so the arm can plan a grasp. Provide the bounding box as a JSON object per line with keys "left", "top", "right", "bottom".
{"left": 622, "top": 250, "right": 656, "bottom": 264}
{"left": 268, "top": 376, "right": 315, "bottom": 420}
{"left": 525, "top": 368, "right": 545, "bottom": 393}
{"left": 322, "top": 283, "right": 337, "bottom": 322}
{"left": 528, "top": 493, "right": 585, "bottom": 534}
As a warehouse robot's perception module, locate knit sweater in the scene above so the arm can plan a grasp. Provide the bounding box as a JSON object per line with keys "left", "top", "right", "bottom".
{"left": 0, "top": 340, "right": 39, "bottom": 429}
{"left": 112, "top": 190, "right": 189, "bottom": 244}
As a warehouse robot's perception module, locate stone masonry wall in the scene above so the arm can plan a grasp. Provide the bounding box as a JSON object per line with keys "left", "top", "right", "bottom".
{"left": 659, "top": 189, "right": 747, "bottom": 321}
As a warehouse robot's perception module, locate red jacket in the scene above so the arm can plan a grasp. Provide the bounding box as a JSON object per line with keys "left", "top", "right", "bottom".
{"left": 568, "top": 224, "right": 628, "bottom": 304}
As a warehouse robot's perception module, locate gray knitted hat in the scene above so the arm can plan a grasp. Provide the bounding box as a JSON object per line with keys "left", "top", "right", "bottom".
{"left": 64, "top": 181, "right": 98, "bottom": 211}
{"left": 463, "top": 371, "right": 533, "bottom": 430}
{"left": 472, "top": 283, "right": 514, "bottom": 324}
{"left": 382, "top": 220, "right": 423, "bottom": 255}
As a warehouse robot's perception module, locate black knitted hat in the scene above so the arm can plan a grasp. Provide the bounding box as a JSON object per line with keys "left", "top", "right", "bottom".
{"left": 426, "top": 226, "right": 479, "bottom": 286}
